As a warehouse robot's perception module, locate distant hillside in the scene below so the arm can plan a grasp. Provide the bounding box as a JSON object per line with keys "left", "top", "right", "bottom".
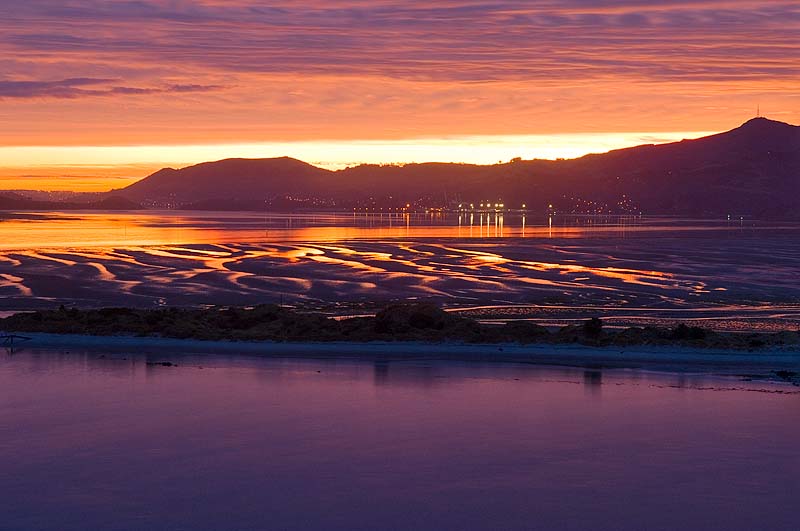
{"left": 119, "top": 157, "right": 332, "bottom": 207}
{"left": 115, "top": 118, "right": 800, "bottom": 218}
{"left": 0, "top": 193, "right": 141, "bottom": 211}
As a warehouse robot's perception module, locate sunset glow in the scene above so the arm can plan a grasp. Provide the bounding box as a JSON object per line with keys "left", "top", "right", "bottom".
{"left": 0, "top": 131, "right": 715, "bottom": 190}
{"left": 3, "top": 4, "right": 800, "bottom": 530}
{"left": 2, "top": 1, "right": 798, "bottom": 190}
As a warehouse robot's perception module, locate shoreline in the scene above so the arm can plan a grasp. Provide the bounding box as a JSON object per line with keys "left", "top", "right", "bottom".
{"left": 3, "top": 303, "right": 800, "bottom": 374}
{"left": 14, "top": 332, "right": 800, "bottom": 375}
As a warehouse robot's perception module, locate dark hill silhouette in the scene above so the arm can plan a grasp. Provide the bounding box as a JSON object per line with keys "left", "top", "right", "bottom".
{"left": 552, "top": 117, "right": 800, "bottom": 216}
{"left": 115, "top": 118, "right": 800, "bottom": 218}
{"left": 119, "top": 157, "right": 332, "bottom": 206}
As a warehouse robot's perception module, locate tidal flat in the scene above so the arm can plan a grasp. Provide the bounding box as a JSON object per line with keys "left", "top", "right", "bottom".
{"left": 0, "top": 212, "right": 799, "bottom": 333}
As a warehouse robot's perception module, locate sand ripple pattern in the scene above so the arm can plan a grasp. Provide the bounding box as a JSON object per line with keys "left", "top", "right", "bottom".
{"left": 1, "top": 238, "right": 799, "bottom": 312}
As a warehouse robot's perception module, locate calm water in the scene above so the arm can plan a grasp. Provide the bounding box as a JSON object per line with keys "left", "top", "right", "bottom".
{"left": 0, "top": 210, "right": 789, "bottom": 248}
{"left": 1, "top": 348, "right": 798, "bottom": 531}
{"left": 0, "top": 211, "right": 799, "bottom": 330}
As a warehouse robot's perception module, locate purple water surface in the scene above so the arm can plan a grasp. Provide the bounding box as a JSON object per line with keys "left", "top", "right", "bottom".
{"left": 1, "top": 348, "right": 798, "bottom": 530}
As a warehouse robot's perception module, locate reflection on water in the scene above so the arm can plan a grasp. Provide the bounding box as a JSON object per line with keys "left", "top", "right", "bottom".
{"left": 0, "top": 210, "right": 792, "bottom": 249}
{"left": 0, "top": 210, "right": 523, "bottom": 248}
{"left": 0, "top": 211, "right": 799, "bottom": 330}
{"left": 0, "top": 349, "right": 798, "bottom": 531}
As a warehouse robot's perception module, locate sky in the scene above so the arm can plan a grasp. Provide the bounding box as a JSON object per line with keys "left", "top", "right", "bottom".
{"left": 1, "top": 0, "right": 798, "bottom": 191}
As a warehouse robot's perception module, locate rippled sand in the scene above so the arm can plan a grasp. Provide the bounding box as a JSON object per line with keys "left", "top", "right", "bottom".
{"left": 1, "top": 212, "right": 799, "bottom": 331}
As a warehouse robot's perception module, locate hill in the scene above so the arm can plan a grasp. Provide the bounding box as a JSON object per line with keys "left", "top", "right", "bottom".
{"left": 115, "top": 118, "right": 800, "bottom": 218}
{"left": 118, "top": 156, "right": 332, "bottom": 208}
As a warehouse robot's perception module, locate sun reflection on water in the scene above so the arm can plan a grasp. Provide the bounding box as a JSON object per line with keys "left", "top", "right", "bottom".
{"left": 0, "top": 211, "right": 798, "bottom": 331}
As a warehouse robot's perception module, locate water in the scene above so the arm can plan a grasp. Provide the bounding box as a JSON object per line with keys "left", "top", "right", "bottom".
{"left": 0, "top": 210, "right": 789, "bottom": 249}
{"left": 1, "top": 347, "right": 798, "bottom": 530}
{"left": 0, "top": 211, "right": 799, "bottom": 330}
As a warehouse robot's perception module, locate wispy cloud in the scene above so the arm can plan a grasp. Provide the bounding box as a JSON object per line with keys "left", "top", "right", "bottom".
{"left": 0, "top": 78, "right": 117, "bottom": 98}
{"left": 0, "top": 0, "right": 797, "bottom": 150}
{"left": 0, "top": 77, "right": 222, "bottom": 99}
{"left": 3, "top": 1, "right": 799, "bottom": 82}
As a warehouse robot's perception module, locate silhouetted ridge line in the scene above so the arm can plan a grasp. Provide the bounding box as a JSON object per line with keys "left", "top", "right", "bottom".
{"left": 111, "top": 119, "right": 799, "bottom": 218}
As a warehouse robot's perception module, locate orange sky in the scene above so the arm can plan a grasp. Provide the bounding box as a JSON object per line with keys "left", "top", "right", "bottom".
{"left": 1, "top": 1, "right": 798, "bottom": 190}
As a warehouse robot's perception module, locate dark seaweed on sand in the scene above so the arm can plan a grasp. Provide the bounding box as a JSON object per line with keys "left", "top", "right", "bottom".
{"left": 3, "top": 303, "right": 800, "bottom": 350}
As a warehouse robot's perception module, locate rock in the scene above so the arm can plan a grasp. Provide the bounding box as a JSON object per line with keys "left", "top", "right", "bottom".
{"left": 502, "top": 321, "right": 550, "bottom": 343}
{"left": 583, "top": 318, "right": 604, "bottom": 337}
{"left": 672, "top": 323, "right": 707, "bottom": 341}
{"left": 373, "top": 303, "right": 458, "bottom": 335}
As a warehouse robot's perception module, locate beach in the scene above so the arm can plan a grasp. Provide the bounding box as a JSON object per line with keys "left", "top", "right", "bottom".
{"left": 0, "top": 212, "right": 799, "bottom": 334}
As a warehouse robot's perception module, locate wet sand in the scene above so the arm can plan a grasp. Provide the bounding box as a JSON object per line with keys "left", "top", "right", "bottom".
{"left": 1, "top": 212, "right": 799, "bottom": 331}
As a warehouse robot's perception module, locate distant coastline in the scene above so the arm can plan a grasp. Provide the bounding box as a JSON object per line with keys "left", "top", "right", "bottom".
{"left": 2, "top": 117, "right": 799, "bottom": 219}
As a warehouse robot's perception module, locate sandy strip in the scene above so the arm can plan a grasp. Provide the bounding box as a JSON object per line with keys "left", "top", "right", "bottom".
{"left": 13, "top": 333, "right": 800, "bottom": 372}
{"left": 4, "top": 237, "right": 800, "bottom": 327}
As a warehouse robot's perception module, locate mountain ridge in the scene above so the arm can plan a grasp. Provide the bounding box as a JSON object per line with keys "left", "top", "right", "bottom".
{"left": 111, "top": 117, "right": 800, "bottom": 218}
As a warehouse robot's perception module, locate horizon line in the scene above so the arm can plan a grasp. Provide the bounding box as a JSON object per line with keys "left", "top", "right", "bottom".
{"left": 0, "top": 116, "right": 792, "bottom": 192}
